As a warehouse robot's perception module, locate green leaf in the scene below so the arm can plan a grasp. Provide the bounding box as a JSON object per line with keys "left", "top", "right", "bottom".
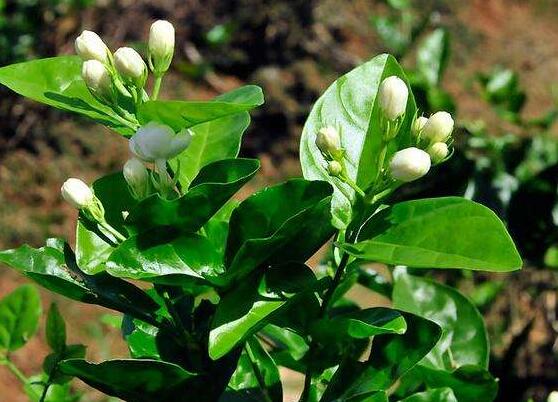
{"left": 0, "top": 285, "right": 41, "bottom": 352}
{"left": 107, "top": 228, "right": 223, "bottom": 285}
{"left": 416, "top": 28, "right": 450, "bottom": 87}
{"left": 25, "top": 373, "right": 79, "bottom": 402}
{"left": 398, "top": 388, "right": 457, "bottom": 402}
{"left": 59, "top": 358, "right": 201, "bottom": 401}
{"left": 125, "top": 320, "right": 160, "bottom": 359}
{"left": 416, "top": 365, "right": 498, "bottom": 402}
{"left": 300, "top": 54, "right": 416, "bottom": 228}
{"left": 224, "top": 179, "right": 335, "bottom": 281}
{"left": 46, "top": 303, "right": 66, "bottom": 353}
{"left": 310, "top": 307, "right": 406, "bottom": 340}
{"left": 393, "top": 269, "right": 489, "bottom": 369}
{"left": 0, "top": 241, "right": 159, "bottom": 323}
{"left": 343, "top": 197, "right": 522, "bottom": 271}
{"left": 209, "top": 263, "right": 320, "bottom": 360}
{"left": 0, "top": 56, "right": 134, "bottom": 136}
{"left": 137, "top": 85, "right": 264, "bottom": 131}
{"left": 228, "top": 337, "right": 283, "bottom": 402}
{"left": 75, "top": 220, "right": 115, "bottom": 274}
{"left": 321, "top": 313, "right": 441, "bottom": 400}
{"left": 93, "top": 172, "right": 138, "bottom": 233}
{"left": 126, "top": 158, "right": 259, "bottom": 234}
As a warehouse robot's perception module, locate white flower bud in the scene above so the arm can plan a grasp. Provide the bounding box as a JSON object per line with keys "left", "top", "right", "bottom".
{"left": 61, "top": 178, "right": 94, "bottom": 209}
{"left": 82, "top": 60, "right": 112, "bottom": 96}
{"left": 422, "top": 111, "right": 454, "bottom": 143}
{"left": 316, "top": 126, "right": 341, "bottom": 158}
{"left": 412, "top": 116, "right": 428, "bottom": 137}
{"left": 427, "top": 142, "right": 449, "bottom": 163}
{"left": 123, "top": 158, "right": 150, "bottom": 199}
{"left": 389, "top": 147, "right": 431, "bottom": 182}
{"left": 148, "top": 20, "right": 175, "bottom": 74}
{"left": 378, "top": 76, "right": 408, "bottom": 120}
{"left": 75, "top": 30, "right": 110, "bottom": 63}
{"left": 129, "top": 122, "right": 192, "bottom": 162}
{"left": 327, "top": 160, "right": 343, "bottom": 176}
{"left": 548, "top": 391, "right": 558, "bottom": 402}
{"left": 114, "top": 47, "right": 147, "bottom": 86}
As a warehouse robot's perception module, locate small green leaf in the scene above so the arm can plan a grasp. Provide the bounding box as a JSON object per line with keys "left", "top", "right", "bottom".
{"left": 0, "top": 56, "right": 134, "bottom": 136}
{"left": 46, "top": 303, "right": 66, "bottom": 353}
{"left": 0, "top": 285, "right": 41, "bottom": 352}
{"left": 126, "top": 158, "right": 259, "bottom": 234}
{"left": 398, "top": 388, "right": 457, "bottom": 402}
{"left": 343, "top": 197, "right": 522, "bottom": 271}
{"left": 300, "top": 54, "right": 416, "bottom": 228}
{"left": 393, "top": 268, "right": 489, "bottom": 369}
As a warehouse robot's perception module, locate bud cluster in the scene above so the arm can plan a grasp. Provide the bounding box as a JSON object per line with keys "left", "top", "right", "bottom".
{"left": 412, "top": 111, "right": 454, "bottom": 164}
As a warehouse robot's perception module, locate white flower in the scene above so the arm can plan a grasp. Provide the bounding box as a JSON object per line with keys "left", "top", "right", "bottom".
{"left": 129, "top": 122, "right": 192, "bottom": 162}
{"left": 422, "top": 111, "right": 454, "bottom": 142}
{"left": 548, "top": 391, "right": 558, "bottom": 402}
{"left": 327, "top": 160, "right": 343, "bottom": 176}
{"left": 389, "top": 147, "right": 431, "bottom": 182}
{"left": 412, "top": 116, "right": 428, "bottom": 137}
{"left": 315, "top": 126, "right": 341, "bottom": 158}
{"left": 114, "top": 47, "right": 147, "bottom": 84}
{"left": 82, "top": 60, "right": 112, "bottom": 96}
{"left": 427, "top": 142, "right": 449, "bottom": 163}
{"left": 75, "top": 30, "right": 110, "bottom": 63}
{"left": 61, "top": 178, "right": 94, "bottom": 209}
{"left": 378, "top": 76, "right": 408, "bottom": 120}
{"left": 148, "top": 20, "right": 175, "bottom": 74}
{"left": 123, "top": 158, "right": 150, "bottom": 199}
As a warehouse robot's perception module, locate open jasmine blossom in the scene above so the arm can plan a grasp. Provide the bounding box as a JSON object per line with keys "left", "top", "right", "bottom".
{"left": 129, "top": 122, "right": 192, "bottom": 162}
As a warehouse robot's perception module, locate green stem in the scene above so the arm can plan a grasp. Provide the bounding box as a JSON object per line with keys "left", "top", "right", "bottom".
{"left": 341, "top": 174, "right": 366, "bottom": 198}
{"left": 99, "top": 220, "right": 127, "bottom": 243}
{"left": 152, "top": 75, "right": 163, "bottom": 100}
{"left": 1, "top": 357, "right": 41, "bottom": 399}
{"left": 245, "top": 343, "right": 273, "bottom": 402}
{"left": 39, "top": 376, "right": 52, "bottom": 402}
{"left": 375, "top": 140, "right": 388, "bottom": 185}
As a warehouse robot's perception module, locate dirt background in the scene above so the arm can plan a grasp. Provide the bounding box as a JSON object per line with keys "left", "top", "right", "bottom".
{"left": 2, "top": 0, "right": 558, "bottom": 401}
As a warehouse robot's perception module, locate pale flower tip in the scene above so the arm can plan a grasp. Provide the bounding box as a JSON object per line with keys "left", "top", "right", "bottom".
{"left": 149, "top": 20, "right": 175, "bottom": 74}
{"left": 427, "top": 142, "right": 449, "bottom": 163}
{"left": 378, "top": 76, "right": 409, "bottom": 121}
{"left": 114, "top": 47, "right": 147, "bottom": 84}
{"left": 389, "top": 147, "right": 431, "bottom": 182}
{"left": 327, "top": 160, "right": 343, "bottom": 177}
{"left": 315, "top": 126, "right": 341, "bottom": 158}
{"left": 412, "top": 116, "right": 428, "bottom": 136}
{"left": 75, "top": 30, "right": 110, "bottom": 63}
{"left": 61, "top": 178, "right": 94, "bottom": 209}
{"left": 82, "top": 60, "right": 112, "bottom": 96}
{"left": 422, "top": 111, "right": 454, "bottom": 143}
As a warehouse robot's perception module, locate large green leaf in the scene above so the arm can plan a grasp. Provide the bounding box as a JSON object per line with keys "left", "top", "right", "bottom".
{"left": 0, "top": 285, "right": 41, "bottom": 352}
{"left": 393, "top": 269, "right": 489, "bottom": 369}
{"left": 300, "top": 54, "right": 416, "bottom": 228}
{"left": 126, "top": 158, "right": 259, "bottom": 234}
{"left": 0, "top": 241, "right": 159, "bottom": 323}
{"left": 227, "top": 337, "right": 283, "bottom": 402}
{"left": 137, "top": 85, "right": 264, "bottom": 131}
{"left": 0, "top": 56, "right": 133, "bottom": 136}
{"left": 224, "top": 179, "right": 335, "bottom": 281}
{"left": 209, "top": 263, "right": 320, "bottom": 360}
{"left": 398, "top": 388, "right": 457, "bottom": 402}
{"left": 107, "top": 228, "right": 223, "bottom": 285}
{"left": 321, "top": 313, "right": 441, "bottom": 401}
{"left": 59, "top": 359, "right": 202, "bottom": 402}
{"left": 343, "top": 197, "right": 522, "bottom": 271}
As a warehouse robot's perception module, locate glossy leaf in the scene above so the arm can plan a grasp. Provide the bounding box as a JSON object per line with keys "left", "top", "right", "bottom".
{"left": 0, "top": 56, "right": 134, "bottom": 136}
{"left": 126, "top": 158, "right": 259, "bottom": 234}
{"left": 300, "top": 54, "right": 416, "bottom": 228}
{"left": 393, "top": 269, "right": 489, "bottom": 369}
{"left": 107, "top": 228, "right": 223, "bottom": 285}
{"left": 137, "top": 85, "right": 264, "bottom": 131}
{"left": 224, "top": 179, "right": 334, "bottom": 281}
{"left": 210, "top": 263, "right": 320, "bottom": 360}
{"left": 321, "top": 313, "right": 441, "bottom": 400}
{"left": 92, "top": 172, "right": 137, "bottom": 233}
{"left": 59, "top": 359, "right": 201, "bottom": 401}
{"left": 46, "top": 303, "right": 66, "bottom": 354}
{"left": 416, "top": 28, "right": 450, "bottom": 87}
{"left": 343, "top": 197, "right": 522, "bottom": 271}
{"left": 75, "top": 220, "right": 115, "bottom": 274}
{"left": 398, "top": 388, "right": 457, "bottom": 402}
{"left": 0, "top": 241, "right": 159, "bottom": 323}
{"left": 0, "top": 285, "right": 41, "bottom": 352}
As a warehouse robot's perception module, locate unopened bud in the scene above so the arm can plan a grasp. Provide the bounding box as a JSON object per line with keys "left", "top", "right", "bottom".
{"left": 327, "top": 160, "right": 343, "bottom": 177}
{"left": 412, "top": 116, "right": 428, "bottom": 137}
{"left": 548, "top": 391, "right": 558, "bottom": 402}
{"left": 389, "top": 147, "right": 431, "bottom": 182}
{"left": 422, "top": 111, "right": 454, "bottom": 143}
{"left": 148, "top": 20, "right": 175, "bottom": 75}
{"left": 129, "top": 122, "right": 192, "bottom": 162}
{"left": 61, "top": 178, "right": 94, "bottom": 209}
{"left": 378, "top": 76, "right": 408, "bottom": 120}
{"left": 427, "top": 142, "right": 449, "bottom": 163}
{"left": 114, "top": 47, "right": 147, "bottom": 87}
{"left": 123, "top": 158, "right": 150, "bottom": 199}
{"left": 316, "top": 126, "right": 341, "bottom": 159}
{"left": 82, "top": 60, "right": 112, "bottom": 97}
{"left": 75, "top": 31, "right": 110, "bottom": 63}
